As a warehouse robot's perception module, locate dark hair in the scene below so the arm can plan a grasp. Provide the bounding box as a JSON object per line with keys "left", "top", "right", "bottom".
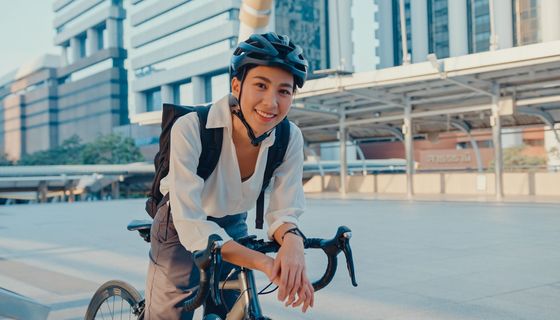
{"left": 235, "top": 64, "right": 298, "bottom": 92}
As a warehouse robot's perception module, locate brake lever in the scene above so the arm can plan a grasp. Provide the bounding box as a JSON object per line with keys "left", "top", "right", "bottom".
{"left": 210, "top": 241, "right": 223, "bottom": 306}
{"left": 340, "top": 231, "right": 358, "bottom": 287}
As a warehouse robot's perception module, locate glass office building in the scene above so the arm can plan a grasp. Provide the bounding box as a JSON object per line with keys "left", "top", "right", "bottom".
{"left": 428, "top": 0, "right": 450, "bottom": 58}
{"left": 512, "top": 0, "right": 541, "bottom": 46}
{"left": 275, "top": 0, "right": 330, "bottom": 73}
{"left": 467, "top": 0, "right": 491, "bottom": 53}
{"left": 376, "top": 0, "right": 559, "bottom": 68}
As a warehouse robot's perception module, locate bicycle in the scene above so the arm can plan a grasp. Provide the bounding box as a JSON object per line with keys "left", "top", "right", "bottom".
{"left": 85, "top": 220, "right": 357, "bottom": 320}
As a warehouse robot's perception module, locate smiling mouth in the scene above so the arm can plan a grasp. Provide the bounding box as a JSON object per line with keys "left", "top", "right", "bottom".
{"left": 255, "top": 109, "right": 276, "bottom": 119}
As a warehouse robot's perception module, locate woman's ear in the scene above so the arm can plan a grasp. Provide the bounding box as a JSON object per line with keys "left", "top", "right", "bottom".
{"left": 231, "top": 77, "right": 240, "bottom": 99}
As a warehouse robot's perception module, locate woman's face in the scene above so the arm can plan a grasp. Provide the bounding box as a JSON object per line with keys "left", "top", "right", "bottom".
{"left": 232, "top": 65, "right": 295, "bottom": 136}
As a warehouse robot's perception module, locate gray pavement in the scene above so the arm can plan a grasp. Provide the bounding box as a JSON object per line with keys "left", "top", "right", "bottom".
{"left": 1, "top": 198, "right": 559, "bottom": 319}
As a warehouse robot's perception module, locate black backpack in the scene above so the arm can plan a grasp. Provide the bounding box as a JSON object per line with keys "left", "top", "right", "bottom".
{"left": 145, "top": 102, "right": 290, "bottom": 229}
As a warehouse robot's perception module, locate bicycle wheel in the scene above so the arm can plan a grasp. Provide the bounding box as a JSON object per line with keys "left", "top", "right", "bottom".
{"left": 85, "top": 280, "right": 144, "bottom": 320}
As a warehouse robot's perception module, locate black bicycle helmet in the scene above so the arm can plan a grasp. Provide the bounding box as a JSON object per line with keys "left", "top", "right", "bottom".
{"left": 230, "top": 32, "right": 308, "bottom": 88}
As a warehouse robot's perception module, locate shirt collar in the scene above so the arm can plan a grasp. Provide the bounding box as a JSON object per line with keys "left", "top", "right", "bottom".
{"left": 206, "top": 94, "right": 276, "bottom": 147}
{"left": 205, "top": 94, "right": 232, "bottom": 130}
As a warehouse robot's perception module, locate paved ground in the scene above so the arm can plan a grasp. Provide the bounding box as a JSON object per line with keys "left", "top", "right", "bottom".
{"left": 1, "top": 197, "right": 559, "bottom": 319}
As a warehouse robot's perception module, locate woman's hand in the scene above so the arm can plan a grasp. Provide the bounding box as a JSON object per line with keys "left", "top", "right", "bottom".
{"left": 272, "top": 233, "right": 314, "bottom": 312}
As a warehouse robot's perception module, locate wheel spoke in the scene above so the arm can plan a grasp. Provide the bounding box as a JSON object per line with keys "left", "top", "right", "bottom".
{"left": 86, "top": 282, "right": 143, "bottom": 320}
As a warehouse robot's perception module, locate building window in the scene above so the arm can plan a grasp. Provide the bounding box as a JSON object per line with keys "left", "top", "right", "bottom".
{"left": 146, "top": 88, "right": 162, "bottom": 112}
{"left": 98, "top": 25, "right": 106, "bottom": 50}
{"left": 275, "top": 0, "right": 329, "bottom": 73}
{"left": 78, "top": 35, "right": 87, "bottom": 58}
{"left": 467, "top": 0, "right": 491, "bottom": 53}
{"left": 428, "top": 0, "right": 450, "bottom": 58}
{"left": 392, "top": 0, "right": 412, "bottom": 65}
{"left": 512, "top": 0, "right": 540, "bottom": 46}
{"left": 524, "top": 139, "right": 544, "bottom": 146}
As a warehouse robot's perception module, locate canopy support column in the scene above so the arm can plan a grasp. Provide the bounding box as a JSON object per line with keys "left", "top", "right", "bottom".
{"left": 304, "top": 143, "right": 325, "bottom": 191}
{"left": 339, "top": 109, "right": 347, "bottom": 196}
{"left": 491, "top": 83, "right": 504, "bottom": 200}
{"left": 403, "top": 99, "right": 414, "bottom": 198}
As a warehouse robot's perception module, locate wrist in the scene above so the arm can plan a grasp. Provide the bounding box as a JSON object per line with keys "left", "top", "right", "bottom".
{"left": 281, "top": 227, "right": 306, "bottom": 244}
{"left": 255, "top": 253, "right": 274, "bottom": 271}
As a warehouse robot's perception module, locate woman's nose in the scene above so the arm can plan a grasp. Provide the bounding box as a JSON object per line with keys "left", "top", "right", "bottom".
{"left": 262, "top": 90, "right": 278, "bottom": 107}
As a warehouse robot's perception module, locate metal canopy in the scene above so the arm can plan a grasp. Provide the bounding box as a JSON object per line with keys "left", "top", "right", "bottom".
{"left": 290, "top": 40, "right": 560, "bottom": 144}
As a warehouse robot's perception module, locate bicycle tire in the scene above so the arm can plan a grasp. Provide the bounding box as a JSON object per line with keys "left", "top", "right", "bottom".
{"left": 85, "top": 280, "right": 144, "bottom": 320}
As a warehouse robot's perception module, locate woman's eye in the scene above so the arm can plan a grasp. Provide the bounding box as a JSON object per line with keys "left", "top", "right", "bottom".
{"left": 255, "top": 83, "right": 266, "bottom": 89}
{"left": 280, "top": 89, "right": 292, "bottom": 95}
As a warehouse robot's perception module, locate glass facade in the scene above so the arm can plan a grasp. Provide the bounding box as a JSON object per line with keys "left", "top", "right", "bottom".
{"left": 146, "top": 88, "right": 162, "bottom": 112}
{"left": 392, "top": 0, "right": 412, "bottom": 65}
{"left": 428, "top": 0, "right": 450, "bottom": 58}
{"left": 275, "top": 0, "right": 329, "bottom": 74}
{"left": 467, "top": 0, "right": 491, "bottom": 53}
{"left": 76, "top": 35, "right": 87, "bottom": 60}
{"left": 512, "top": 0, "right": 541, "bottom": 46}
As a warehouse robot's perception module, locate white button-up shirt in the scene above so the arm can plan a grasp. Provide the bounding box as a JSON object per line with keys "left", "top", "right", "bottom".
{"left": 160, "top": 94, "right": 305, "bottom": 251}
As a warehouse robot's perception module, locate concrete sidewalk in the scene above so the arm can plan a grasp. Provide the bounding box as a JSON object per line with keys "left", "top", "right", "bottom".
{"left": 1, "top": 198, "right": 559, "bottom": 319}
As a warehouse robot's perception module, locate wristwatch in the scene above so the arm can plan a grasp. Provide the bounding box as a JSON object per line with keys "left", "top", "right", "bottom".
{"left": 281, "top": 227, "right": 306, "bottom": 243}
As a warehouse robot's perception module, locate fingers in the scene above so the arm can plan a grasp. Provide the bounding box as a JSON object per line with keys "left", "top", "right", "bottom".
{"left": 285, "top": 265, "right": 302, "bottom": 306}
{"left": 290, "top": 273, "right": 314, "bottom": 313}
{"left": 306, "top": 281, "right": 315, "bottom": 311}
{"left": 292, "top": 283, "right": 306, "bottom": 308}
{"left": 271, "top": 257, "right": 281, "bottom": 284}
{"left": 277, "top": 260, "right": 289, "bottom": 301}
{"left": 277, "top": 260, "right": 300, "bottom": 302}
{"left": 274, "top": 245, "right": 310, "bottom": 311}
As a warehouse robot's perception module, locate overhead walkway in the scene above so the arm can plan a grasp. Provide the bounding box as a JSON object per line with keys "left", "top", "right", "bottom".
{"left": 0, "top": 160, "right": 405, "bottom": 201}
{"left": 0, "top": 163, "right": 153, "bottom": 202}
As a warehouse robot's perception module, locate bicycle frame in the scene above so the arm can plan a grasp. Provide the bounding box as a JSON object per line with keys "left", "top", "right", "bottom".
{"left": 219, "top": 267, "right": 264, "bottom": 320}
{"left": 117, "top": 221, "right": 357, "bottom": 320}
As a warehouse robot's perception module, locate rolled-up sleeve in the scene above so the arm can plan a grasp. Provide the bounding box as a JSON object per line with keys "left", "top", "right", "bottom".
{"left": 266, "top": 123, "right": 305, "bottom": 240}
{"left": 168, "top": 114, "right": 232, "bottom": 251}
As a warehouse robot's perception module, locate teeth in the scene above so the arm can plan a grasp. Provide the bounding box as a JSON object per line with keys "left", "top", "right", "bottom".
{"left": 256, "top": 109, "right": 275, "bottom": 118}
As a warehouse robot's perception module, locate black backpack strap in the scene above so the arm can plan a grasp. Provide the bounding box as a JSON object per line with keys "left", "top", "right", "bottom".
{"left": 255, "top": 118, "right": 291, "bottom": 229}
{"left": 195, "top": 106, "right": 223, "bottom": 180}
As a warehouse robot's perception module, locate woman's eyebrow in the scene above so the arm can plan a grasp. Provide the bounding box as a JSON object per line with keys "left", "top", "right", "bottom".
{"left": 253, "top": 76, "right": 293, "bottom": 89}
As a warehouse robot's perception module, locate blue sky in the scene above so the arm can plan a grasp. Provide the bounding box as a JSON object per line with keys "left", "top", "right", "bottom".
{"left": 0, "top": 0, "right": 58, "bottom": 74}
{"left": 0, "top": 1, "right": 377, "bottom": 76}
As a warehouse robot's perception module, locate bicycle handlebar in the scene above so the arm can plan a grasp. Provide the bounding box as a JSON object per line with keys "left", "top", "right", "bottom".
{"left": 183, "top": 226, "right": 357, "bottom": 311}
{"left": 183, "top": 234, "right": 224, "bottom": 311}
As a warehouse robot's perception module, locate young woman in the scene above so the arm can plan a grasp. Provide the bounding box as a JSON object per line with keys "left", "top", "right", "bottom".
{"left": 145, "top": 32, "right": 313, "bottom": 319}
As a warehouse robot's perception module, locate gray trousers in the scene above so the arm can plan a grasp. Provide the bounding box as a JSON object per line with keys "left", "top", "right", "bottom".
{"left": 145, "top": 202, "right": 248, "bottom": 320}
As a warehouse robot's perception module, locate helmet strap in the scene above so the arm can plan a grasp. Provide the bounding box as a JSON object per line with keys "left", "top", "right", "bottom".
{"left": 232, "top": 77, "right": 271, "bottom": 147}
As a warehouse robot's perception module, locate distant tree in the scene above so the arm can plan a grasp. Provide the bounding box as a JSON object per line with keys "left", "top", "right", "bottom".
{"left": 16, "top": 133, "right": 144, "bottom": 165}
{"left": 489, "top": 145, "right": 546, "bottom": 171}
{"left": 549, "top": 146, "right": 559, "bottom": 160}
{"left": 81, "top": 133, "right": 144, "bottom": 164}
{"left": 19, "top": 135, "right": 84, "bottom": 165}
{"left": 0, "top": 153, "right": 14, "bottom": 166}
